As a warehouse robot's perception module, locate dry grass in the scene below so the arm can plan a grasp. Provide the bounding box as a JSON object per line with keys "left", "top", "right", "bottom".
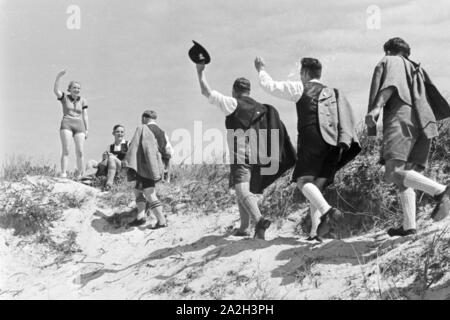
{"left": 3, "top": 121, "right": 449, "bottom": 239}
{"left": 416, "top": 228, "right": 450, "bottom": 299}
{"left": 0, "top": 182, "right": 62, "bottom": 236}
{"left": 1, "top": 122, "right": 449, "bottom": 299}
{"left": 372, "top": 228, "right": 450, "bottom": 299}
{"left": 0, "top": 177, "right": 82, "bottom": 259}
{"left": 1, "top": 156, "right": 58, "bottom": 182}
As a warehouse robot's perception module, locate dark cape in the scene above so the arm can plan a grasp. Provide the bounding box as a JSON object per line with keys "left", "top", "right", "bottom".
{"left": 248, "top": 104, "right": 297, "bottom": 194}
{"left": 407, "top": 58, "right": 450, "bottom": 132}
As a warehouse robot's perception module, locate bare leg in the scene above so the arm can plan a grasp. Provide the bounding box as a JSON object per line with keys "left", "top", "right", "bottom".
{"left": 235, "top": 182, "right": 270, "bottom": 239}
{"left": 105, "top": 156, "right": 121, "bottom": 187}
{"left": 237, "top": 200, "right": 250, "bottom": 233}
{"left": 313, "top": 177, "right": 328, "bottom": 191}
{"left": 74, "top": 132, "right": 86, "bottom": 177}
{"left": 164, "top": 158, "right": 171, "bottom": 183}
{"left": 234, "top": 182, "right": 261, "bottom": 223}
{"left": 59, "top": 130, "right": 72, "bottom": 177}
{"left": 385, "top": 159, "right": 445, "bottom": 193}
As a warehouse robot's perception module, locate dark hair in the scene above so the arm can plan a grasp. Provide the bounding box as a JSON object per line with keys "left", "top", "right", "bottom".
{"left": 300, "top": 57, "right": 322, "bottom": 79}
{"left": 113, "top": 124, "right": 124, "bottom": 132}
{"left": 142, "top": 110, "right": 157, "bottom": 119}
{"left": 383, "top": 37, "right": 410, "bottom": 58}
{"left": 232, "top": 77, "right": 251, "bottom": 94}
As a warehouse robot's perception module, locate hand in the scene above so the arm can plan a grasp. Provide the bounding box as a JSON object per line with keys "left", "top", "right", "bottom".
{"left": 365, "top": 113, "right": 377, "bottom": 128}
{"left": 254, "top": 56, "right": 265, "bottom": 72}
{"left": 338, "top": 148, "right": 344, "bottom": 163}
{"left": 337, "top": 142, "right": 350, "bottom": 151}
{"left": 85, "top": 130, "right": 88, "bottom": 139}
{"left": 336, "top": 144, "right": 347, "bottom": 163}
{"left": 56, "top": 70, "right": 66, "bottom": 78}
{"left": 196, "top": 63, "right": 206, "bottom": 73}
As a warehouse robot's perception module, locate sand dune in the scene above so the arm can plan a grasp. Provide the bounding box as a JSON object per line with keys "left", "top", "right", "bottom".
{"left": 1, "top": 176, "right": 449, "bottom": 300}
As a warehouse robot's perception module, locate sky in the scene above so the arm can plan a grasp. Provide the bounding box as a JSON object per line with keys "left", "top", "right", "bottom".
{"left": 1, "top": 0, "right": 450, "bottom": 169}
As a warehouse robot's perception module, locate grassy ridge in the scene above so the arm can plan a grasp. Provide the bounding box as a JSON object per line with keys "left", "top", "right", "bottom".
{"left": 1, "top": 123, "right": 449, "bottom": 300}
{"left": 1, "top": 121, "right": 450, "bottom": 240}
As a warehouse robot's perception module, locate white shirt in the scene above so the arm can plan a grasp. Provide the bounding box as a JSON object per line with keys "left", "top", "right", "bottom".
{"left": 208, "top": 90, "right": 238, "bottom": 115}
{"left": 112, "top": 139, "right": 127, "bottom": 152}
{"left": 207, "top": 71, "right": 321, "bottom": 113}
{"left": 258, "top": 70, "right": 323, "bottom": 103}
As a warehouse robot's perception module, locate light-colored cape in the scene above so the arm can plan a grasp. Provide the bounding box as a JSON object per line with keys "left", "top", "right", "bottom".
{"left": 123, "top": 124, "right": 164, "bottom": 181}
{"left": 368, "top": 55, "right": 450, "bottom": 138}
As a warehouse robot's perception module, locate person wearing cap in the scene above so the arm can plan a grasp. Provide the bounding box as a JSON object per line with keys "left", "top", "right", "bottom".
{"left": 194, "top": 63, "right": 272, "bottom": 240}
{"left": 366, "top": 37, "right": 450, "bottom": 237}
{"left": 254, "top": 56, "right": 360, "bottom": 242}
{"left": 141, "top": 110, "right": 174, "bottom": 183}
{"left": 123, "top": 111, "right": 169, "bottom": 229}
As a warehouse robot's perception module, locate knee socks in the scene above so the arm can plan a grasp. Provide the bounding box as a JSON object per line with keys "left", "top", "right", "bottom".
{"left": 301, "top": 183, "right": 332, "bottom": 214}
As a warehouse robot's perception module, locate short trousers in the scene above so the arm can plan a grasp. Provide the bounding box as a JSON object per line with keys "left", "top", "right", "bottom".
{"left": 96, "top": 161, "right": 108, "bottom": 177}
{"left": 60, "top": 117, "right": 85, "bottom": 136}
{"left": 229, "top": 163, "right": 251, "bottom": 188}
{"left": 96, "top": 158, "right": 122, "bottom": 177}
{"left": 292, "top": 125, "right": 340, "bottom": 182}
{"left": 135, "top": 173, "right": 156, "bottom": 190}
{"left": 382, "top": 104, "right": 431, "bottom": 169}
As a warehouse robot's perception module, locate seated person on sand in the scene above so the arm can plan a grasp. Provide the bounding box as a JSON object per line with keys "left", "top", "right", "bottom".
{"left": 84, "top": 124, "right": 130, "bottom": 190}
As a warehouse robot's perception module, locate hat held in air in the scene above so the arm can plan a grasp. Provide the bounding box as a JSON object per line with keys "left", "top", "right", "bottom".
{"left": 188, "top": 40, "right": 211, "bottom": 64}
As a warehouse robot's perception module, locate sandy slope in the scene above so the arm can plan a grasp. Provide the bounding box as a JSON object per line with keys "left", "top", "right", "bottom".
{"left": 0, "top": 176, "right": 449, "bottom": 300}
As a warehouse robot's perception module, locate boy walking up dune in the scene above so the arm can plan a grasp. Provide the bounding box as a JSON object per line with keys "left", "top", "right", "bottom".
{"left": 366, "top": 37, "right": 450, "bottom": 237}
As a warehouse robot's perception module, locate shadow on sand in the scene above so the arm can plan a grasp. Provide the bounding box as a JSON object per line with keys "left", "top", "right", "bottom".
{"left": 77, "top": 233, "right": 298, "bottom": 287}
{"left": 77, "top": 225, "right": 440, "bottom": 289}
{"left": 271, "top": 230, "right": 439, "bottom": 286}
{"left": 90, "top": 210, "right": 137, "bottom": 235}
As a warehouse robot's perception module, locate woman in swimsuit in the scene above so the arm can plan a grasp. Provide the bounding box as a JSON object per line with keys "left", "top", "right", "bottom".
{"left": 53, "top": 70, "right": 89, "bottom": 178}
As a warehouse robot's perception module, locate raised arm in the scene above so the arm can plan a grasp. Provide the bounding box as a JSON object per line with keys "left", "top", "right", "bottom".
{"left": 196, "top": 64, "right": 212, "bottom": 98}
{"left": 53, "top": 70, "right": 66, "bottom": 99}
{"left": 254, "top": 56, "right": 303, "bottom": 102}
{"left": 194, "top": 63, "right": 237, "bottom": 115}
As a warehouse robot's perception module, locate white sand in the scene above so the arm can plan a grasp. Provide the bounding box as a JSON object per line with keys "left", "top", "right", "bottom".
{"left": 1, "top": 176, "right": 449, "bottom": 300}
